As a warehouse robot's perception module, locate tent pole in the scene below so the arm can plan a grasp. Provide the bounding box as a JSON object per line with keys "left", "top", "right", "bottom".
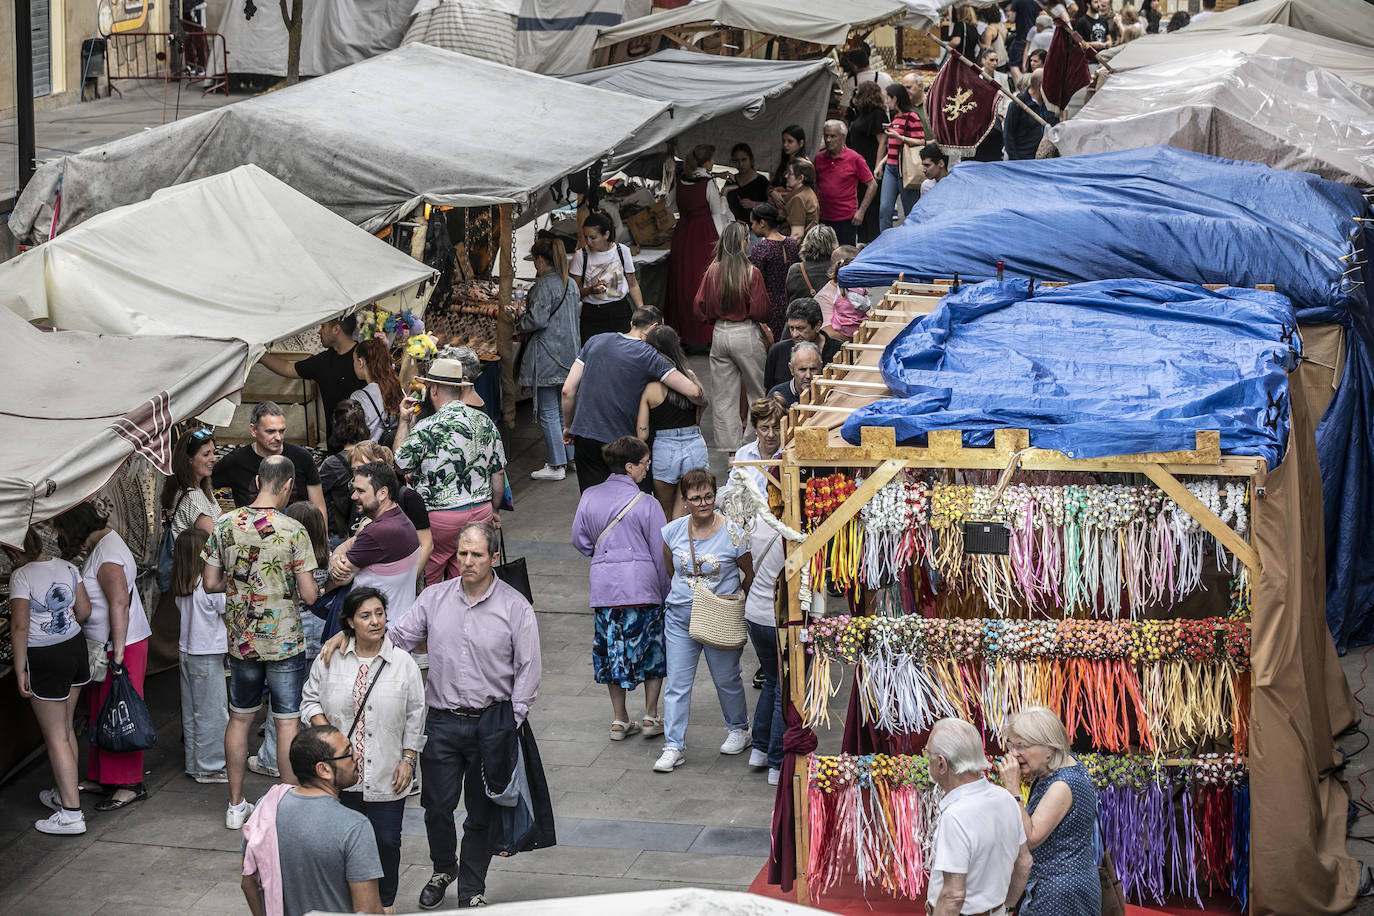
{"left": 497, "top": 202, "right": 517, "bottom": 427}
{"left": 781, "top": 446, "right": 812, "bottom": 906}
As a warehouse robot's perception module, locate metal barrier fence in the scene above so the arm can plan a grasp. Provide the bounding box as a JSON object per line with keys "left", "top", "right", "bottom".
{"left": 105, "top": 29, "right": 229, "bottom": 98}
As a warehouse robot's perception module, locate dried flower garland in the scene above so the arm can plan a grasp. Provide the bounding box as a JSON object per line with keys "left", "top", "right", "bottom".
{"left": 802, "top": 616, "right": 1251, "bottom": 751}
{"left": 803, "top": 752, "right": 1248, "bottom": 908}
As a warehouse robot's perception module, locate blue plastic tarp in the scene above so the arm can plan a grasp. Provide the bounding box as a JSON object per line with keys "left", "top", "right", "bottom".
{"left": 839, "top": 146, "right": 1374, "bottom": 650}
{"left": 837, "top": 146, "right": 1366, "bottom": 319}
{"left": 843, "top": 280, "right": 1297, "bottom": 468}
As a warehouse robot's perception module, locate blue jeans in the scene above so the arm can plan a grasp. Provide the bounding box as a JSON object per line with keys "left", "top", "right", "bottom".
{"left": 879, "top": 163, "right": 920, "bottom": 233}
{"left": 536, "top": 385, "right": 574, "bottom": 468}
{"left": 226, "top": 652, "right": 308, "bottom": 715}
{"left": 340, "top": 792, "right": 406, "bottom": 907}
{"left": 746, "top": 620, "right": 785, "bottom": 769}
{"left": 420, "top": 708, "right": 495, "bottom": 898}
{"left": 257, "top": 615, "right": 323, "bottom": 766}
{"left": 662, "top": 603, "right": 748, "bottom": 751}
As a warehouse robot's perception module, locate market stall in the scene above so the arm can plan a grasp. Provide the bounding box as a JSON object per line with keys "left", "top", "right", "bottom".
{"left": 589, "top": 0, "right": 906, "bottom": 67}
{"left": 1163, "top": 0, "right": 1374, "bottom": 50}
{"left": 736, "top": 147, "right": 1371, "bottom": 914}
{"left": 1049, "top": 52, "right": 1374, "bottom": 188}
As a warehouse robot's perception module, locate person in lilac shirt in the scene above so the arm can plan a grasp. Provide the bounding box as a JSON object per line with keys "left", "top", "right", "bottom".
{"left": 572, "top": 437, "right": 670, "bottom": 742}
{"left": 320, "top": 519, "right": 540, "bottom": 910}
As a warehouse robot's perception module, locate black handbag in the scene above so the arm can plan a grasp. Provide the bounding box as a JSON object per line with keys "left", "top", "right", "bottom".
{"left": 92, "top": 664, "right": 158, "bottom": 752}
{"left": 494, "top": 529, "right": 533, "bottom": 604}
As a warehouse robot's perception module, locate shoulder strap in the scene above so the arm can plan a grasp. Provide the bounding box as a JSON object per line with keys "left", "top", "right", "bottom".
{"left": 595, "top": 492, "right": 645, "bottom": 551}
{"left": 687, "top": 528, "right": 700, "bottom": 575}
{"left": 618, "top": 243, "right": 630, "bottom": 272}
{"left": 346, "top": 656, "right": 389, "bottom": 741}
{"left": 167, "top": 489, "right": 190, "bottom": 526}
{"left": 361, "top": 387, "right": 385, "bottom": 419}
{"left": 801, "top": 264, "right": 816, "bottom": 295}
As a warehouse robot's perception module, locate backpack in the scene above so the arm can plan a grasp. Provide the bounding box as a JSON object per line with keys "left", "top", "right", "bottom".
{"left": 359, "top": 388, "right": 398, "bottom": 448}
{"left": 156, "top": 490, "right": 188, "bottom": 593}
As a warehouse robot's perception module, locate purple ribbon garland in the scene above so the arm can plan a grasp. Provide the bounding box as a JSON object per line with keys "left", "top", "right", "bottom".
{"left": 1231, "top": 783, "right": 1250, "bottom": 910}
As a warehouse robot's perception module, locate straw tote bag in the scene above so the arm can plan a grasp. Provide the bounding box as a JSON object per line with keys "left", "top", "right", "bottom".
{"left": 686, "top": 531, "right": 747, "bottom": 651}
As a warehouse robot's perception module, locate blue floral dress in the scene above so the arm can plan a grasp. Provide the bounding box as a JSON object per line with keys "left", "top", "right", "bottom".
{"left": 1021, "top": 762, "right": 1101, "bottom": 916}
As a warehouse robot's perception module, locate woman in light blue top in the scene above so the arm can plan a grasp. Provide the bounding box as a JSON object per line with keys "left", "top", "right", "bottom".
{"left": 518, "top": 235, "right": 581, "bottom": 481}
{"left": 653, "top": 468, "right": 754, "bottom": 774}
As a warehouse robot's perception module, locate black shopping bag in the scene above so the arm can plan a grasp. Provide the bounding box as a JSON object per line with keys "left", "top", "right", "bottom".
{"left": 92, "top": 664, "right": 158, "bottom": 752}
{"left": 495, "top": 530, "right": 533, "bottom": 604}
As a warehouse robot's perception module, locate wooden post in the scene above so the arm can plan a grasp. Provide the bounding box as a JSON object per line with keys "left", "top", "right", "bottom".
{"left": 495, "top": 203, "right": 518, "bottom": 428}
{"left": 779, "top": 449, "right": 812, "bottom": 905}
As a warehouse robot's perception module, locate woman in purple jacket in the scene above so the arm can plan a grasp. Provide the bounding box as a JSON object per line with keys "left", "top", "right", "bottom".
{"left": 572, "top": 436, "right": 671, "bottom": 741}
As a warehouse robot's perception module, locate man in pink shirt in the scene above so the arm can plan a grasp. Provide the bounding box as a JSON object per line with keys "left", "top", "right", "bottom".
{"left": 813, "top": 119, "right": 879, "bottom": 246}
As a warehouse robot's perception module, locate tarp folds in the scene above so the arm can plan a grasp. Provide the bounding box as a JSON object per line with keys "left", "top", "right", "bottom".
{"left": 591, "top": 0, "right": 906, "bottom": 50}
{"left": 214, "top": 0, "right": 415, "bottom": 77}
{"left": 0, "top": 308, "right": 249, "bottom": 547}
{"left": 518, "top": 0, "right": 649, "bottom": 74}
{"left": 561, "top": 51, "right": 836, "bottom": 170}
{"left": 1050, "top": 52, "right": 1374, "bottom": 188}
{"left": 841, "top": 280, "right": 1296, "bottom": 467}
{"left": 837, "top": 147, "right": 1365, "bottom": 318}
{"left": 1178, "top": 0, "right": 1374, "bottom": 50}
{"left": 9, "top": 44, "right": 670, "bottom": 243}
{"left": 1097, "top": 23, "right": 1374, "bottom": 89}
{"left": 404, "top": 0, "right": 519, "bottom": 67}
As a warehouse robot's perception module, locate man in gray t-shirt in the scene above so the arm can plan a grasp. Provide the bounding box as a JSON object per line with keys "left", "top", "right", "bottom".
{"left": 242, "top": 725, "right": 382, "bottom": 916}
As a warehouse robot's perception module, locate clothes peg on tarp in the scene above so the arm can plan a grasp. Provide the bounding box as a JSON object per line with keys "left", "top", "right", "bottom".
{"left": 997, "top": 260, "right": 1004, "bottom": 281}
{"left": 952, "top": 272, "right": 960, "bottom": 293}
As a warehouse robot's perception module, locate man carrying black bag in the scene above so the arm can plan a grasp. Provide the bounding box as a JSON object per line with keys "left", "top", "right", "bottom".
{"left": 320, "top": 519, "right": 544, "bottom": 911}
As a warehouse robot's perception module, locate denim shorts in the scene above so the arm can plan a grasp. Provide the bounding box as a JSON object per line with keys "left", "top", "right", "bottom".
{"left": 652, "top": 427, "right": 709, "bottom": 483}
{"left": 227, "top": 653, "right": 308, "bottom": 716}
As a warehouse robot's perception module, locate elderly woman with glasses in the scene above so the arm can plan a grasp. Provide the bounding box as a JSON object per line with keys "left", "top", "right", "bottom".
{"left": 652, "top": 468, "right": 754, "bottom": 774}
{"left": 998, "top": 705, "right": 1101, "bottom": 916}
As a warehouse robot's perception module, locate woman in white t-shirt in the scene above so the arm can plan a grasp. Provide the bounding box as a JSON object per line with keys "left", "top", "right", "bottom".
{"left": 172, "top": 527, "right": 229, "bottom": 784}
{"left": 6, "top": 528, "right": 92, "bottom": 835}
{"left": 571, "top": 210, "right": 644, "bottom": 345}
{"left": 163, "top": 427, "right": 220, "bottom": 542}
{"left": 54, "top": 501, "right": 154, "bottom": 811}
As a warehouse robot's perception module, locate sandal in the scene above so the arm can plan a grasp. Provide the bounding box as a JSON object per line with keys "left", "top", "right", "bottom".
{"left": 640, "top": 715, "right": 664, "bottom": 738}
{"left": 94, "top": 784, "right": 148, "bottom": 812}
{"left": 609, "top": 719, "right": 641, "bottom": 741}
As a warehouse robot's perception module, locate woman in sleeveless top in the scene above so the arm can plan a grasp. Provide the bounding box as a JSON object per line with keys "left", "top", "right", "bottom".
{"left": 350, "top": 337, "right": 401, "bottom": 443}
{"left": 637, "top": 326, "right": 707, "bottom": 519}
{"left": 999, "top": 705, "right": 1102, "bottom": 916}
{"left": 665, "top": 144, "right": 728, "bottom": 349}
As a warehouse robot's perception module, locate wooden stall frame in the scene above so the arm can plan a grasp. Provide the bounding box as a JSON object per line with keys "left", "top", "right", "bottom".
{"left": 747, "top": 281, "right": 1274, "bottom": 907}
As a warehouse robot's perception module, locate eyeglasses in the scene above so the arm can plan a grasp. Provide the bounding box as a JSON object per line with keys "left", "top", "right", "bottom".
{"left": 685, "top": 494, "right": 716, "bottom": 505}
{"left": 326, "top": 749, "right": 356, "bottom": 762}
{"left": 1007, "top": 742, "right": 1038, "bottom": 753}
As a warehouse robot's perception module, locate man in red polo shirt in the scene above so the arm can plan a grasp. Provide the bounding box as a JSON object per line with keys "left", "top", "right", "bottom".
{"left": 814, "top": 119, "right": 879, "bottom": 246}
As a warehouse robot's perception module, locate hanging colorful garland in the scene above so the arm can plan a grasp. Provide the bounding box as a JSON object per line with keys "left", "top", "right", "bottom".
{"left": 858, "top": 475, "right": 931, "bottom": 589}
{"left": 802, "top": 616, "right": 1251, "bottom": 751}
{"left": 354, "top": 305, "right": 424, "bottom": 347}
{"left": 804, "top": 752, "right": 1249, "bottom": 908}
{"left": 804, "top": 474, "right": 862, "bottom": 591}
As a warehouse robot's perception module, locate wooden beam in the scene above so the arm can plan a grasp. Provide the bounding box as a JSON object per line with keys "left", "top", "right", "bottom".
{"left": 814, "top": 377, "right": 889, "bottom": 389}
{"left": 784, "top": 458, "right": 905, "bottom": 578}
{"left": 778, "top": 454, "right": 811, "bottom": 906}
{"left": 843, "top": 343, "right": 886, "bottom": 351}
{"left": 1140, "top": 463, "right": 1261, "bottom": 575}
{"left": 496, "top": 203, "right": 517, "bottom": 427}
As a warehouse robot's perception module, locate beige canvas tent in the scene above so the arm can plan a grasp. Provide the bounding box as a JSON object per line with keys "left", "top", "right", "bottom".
{"left": 1051, "top": 52, "right": 1374, "bottom": 187}
{"left": 1098, "top": 23, "right": 1374, "bottom": 88}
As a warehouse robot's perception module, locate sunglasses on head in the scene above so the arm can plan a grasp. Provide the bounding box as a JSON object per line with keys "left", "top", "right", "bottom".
{"left": 184, "top": 428, "right": 214, "bottom": 451}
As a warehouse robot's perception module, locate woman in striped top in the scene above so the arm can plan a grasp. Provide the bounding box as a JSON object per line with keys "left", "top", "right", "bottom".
{"left": 878, "top": 83, "right": 928, "bottom": 234}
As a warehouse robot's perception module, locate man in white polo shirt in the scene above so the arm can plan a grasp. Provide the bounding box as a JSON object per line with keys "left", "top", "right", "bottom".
{"left": 924, "top": 718, "right": 1032, "bottom": 916}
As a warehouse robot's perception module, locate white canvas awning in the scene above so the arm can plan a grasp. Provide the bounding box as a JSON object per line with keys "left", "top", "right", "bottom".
{"left": 0, "top": 310, "right": 248, "bottom": 547}
{"left": 592, "top": 0, "right": 906, "bottom": 52}
{"left": 1050, "top": 52, "right": 1374, "bottom": 188}
{"left": 9, "top": 44, "right": 671, "bottom": 244}
{"left": 1178, "top": 0, "right": 1374, "bottom": 50}
{"left": 1098, "top": 23, "right": 1374, "bottom": 88}
{"left": 214, "top": 0, "right": 418, "bottom": 77}
{"left": 561, "top": 50, "right": 837, "bottom": 169}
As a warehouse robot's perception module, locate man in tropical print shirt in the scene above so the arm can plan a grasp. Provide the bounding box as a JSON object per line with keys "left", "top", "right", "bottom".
{"left": 394, "top": 358, "right": 507, "bottom": 585}
{"left": 202, "top": 454, "right": 321, "bottom": 830}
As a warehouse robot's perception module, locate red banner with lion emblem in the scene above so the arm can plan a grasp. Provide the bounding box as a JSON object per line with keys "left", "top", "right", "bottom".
{"left": 925, "top": 52, "right": 1001, "bottom": 155}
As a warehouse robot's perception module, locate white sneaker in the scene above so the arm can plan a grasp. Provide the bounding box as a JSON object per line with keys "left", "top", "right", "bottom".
{"left": 720, "top": 728, "right": 751, "bottom": 755}
{"left": 530, "top": 465, "right": 566, "bottom": 481}
{"left": 652, "top": 747, "right": 686, "bottom": 773}
{"left": 246, "top": 754, "right": 278, "bottom": 778}
{"left": 35, "top": 810, "right": 86, "bottom": 835}
{"left": 767, "top": 768, "right": 781, "bottom": 786}
{"left": 192, "top": 771, "right": 229, "bottom": 784}
{"left": 39, "top": 788, "right": 63, "bottom": 812}
{"left": 748, "top": 748, "right": 768, "bottom": 769}
{"left": 226, "top": 800, "right": 255, "bottom": 830}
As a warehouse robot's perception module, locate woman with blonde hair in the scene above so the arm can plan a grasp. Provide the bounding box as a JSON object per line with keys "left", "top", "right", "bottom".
{"left": 693, "top": 221, "right": 771, "bottom": 451}
{"left": 998, "top": 705, "right": 1101, "bottom": 915}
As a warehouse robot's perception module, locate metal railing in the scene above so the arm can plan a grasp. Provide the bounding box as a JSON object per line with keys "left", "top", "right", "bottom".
{"left": 105, "top": 28, "right": 229, "bottom": 98}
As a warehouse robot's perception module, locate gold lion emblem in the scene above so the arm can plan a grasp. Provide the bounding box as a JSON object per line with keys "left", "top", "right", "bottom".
{"left": 942, "top": 87, "right": 978, "bottom": 121}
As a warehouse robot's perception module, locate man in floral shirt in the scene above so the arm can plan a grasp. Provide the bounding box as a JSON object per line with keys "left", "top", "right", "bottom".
{"left": 394, "top": 358, "right": 506, "bottom": 586}
{"left": 202, "top": 455, "right": 320, "bottom": 831}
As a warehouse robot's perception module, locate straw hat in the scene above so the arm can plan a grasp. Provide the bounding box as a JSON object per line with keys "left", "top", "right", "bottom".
{"left": 416, "top": 358, "right": 465, "bottom": 387}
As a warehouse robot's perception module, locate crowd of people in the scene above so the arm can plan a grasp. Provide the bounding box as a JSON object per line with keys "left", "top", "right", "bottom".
{"left": 4, "top": 6, "right": 1174, "bottom": 912}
